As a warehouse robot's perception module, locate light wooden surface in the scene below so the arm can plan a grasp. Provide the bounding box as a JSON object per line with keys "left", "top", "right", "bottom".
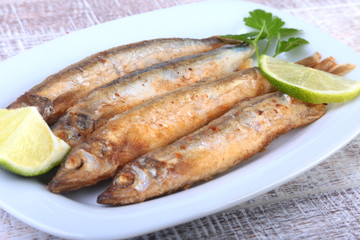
{"left": 1, "top": 0, "right": 360, "bottom": 239}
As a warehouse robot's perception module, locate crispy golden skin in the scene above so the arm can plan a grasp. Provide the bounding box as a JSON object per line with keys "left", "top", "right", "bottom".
{"left": 8, "top": 37, "right": 226, "bottom": 124}
{"left": 51, "top": 44, "right": 255, "bottom": 147}
{"left": 47, "top": 67, "right": 275, "bottom": 193}
{"left": 98, "top": 92, "right": 325, "bottom": 205}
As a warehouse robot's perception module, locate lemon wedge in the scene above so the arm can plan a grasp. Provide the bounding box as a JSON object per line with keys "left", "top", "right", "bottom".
{"left": 259, "top": 55, "right": 360, "bottom": 103}
{"left": 0, "top": 107, "right": 70, "bottom": 176}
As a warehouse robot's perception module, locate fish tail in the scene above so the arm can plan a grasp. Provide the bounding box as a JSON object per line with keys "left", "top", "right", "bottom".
{"left": 296, "top": 52, "right": 321, "bottom": 67}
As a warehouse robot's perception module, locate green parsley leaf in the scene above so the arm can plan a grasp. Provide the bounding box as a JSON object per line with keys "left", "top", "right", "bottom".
{"left": 221, "top": 32, "right": 266, "bottom": 44}
{"left": 264, "top": 16, "right": 284, "bottom": 40}
{"left": 274, "top": 37, "right": 309, "bottom": 57}
{"left": 279, "top": 28, "right": 301, "bottom": 37}
{"left": 244, "top": 9, "right": 272, "bottom": 30}
{"left": 220, "top": 9, "right": 309, "bottom": 65}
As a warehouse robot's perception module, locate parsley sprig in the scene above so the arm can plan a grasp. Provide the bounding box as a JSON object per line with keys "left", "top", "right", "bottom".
{"left": 221, "top": 9, "right": 309, "bottom": 63}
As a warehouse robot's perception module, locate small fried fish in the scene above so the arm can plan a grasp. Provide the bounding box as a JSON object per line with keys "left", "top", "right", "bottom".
{"left": 8, "top": 37, "right": 226, "bottom": 124}
{"left": 47, "top": 67, "right": 275, "bottom": 193}
{"left": 98, "top": 92, "right": 325, "bottom": 205}
{"left": 51, "top": 44, "right": 254, "bottom": 146}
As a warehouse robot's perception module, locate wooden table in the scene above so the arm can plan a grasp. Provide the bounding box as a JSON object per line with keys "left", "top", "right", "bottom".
{"left": 1, "top": 0, "right": 360, "bottom": 239}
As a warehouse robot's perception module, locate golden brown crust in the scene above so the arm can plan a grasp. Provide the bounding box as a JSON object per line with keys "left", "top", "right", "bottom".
{"left": 98, "top": 93, "right": 325, "bottom": 205}
{"left": 51, "top": 44, "right": 254, "bottom": 146}
{"left": 48, "top": 67, "right": 274, "bottom": 193}
{"left": 8, "top": 37, "right": 226, "bottom": 124}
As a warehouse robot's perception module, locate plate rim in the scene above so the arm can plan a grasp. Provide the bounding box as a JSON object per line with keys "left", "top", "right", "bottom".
{"left": 1, "top": 0, "right": 360, "bottom": 239}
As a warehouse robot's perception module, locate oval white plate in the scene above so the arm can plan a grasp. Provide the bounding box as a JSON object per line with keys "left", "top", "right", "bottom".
{"left": 1, "top": 0, "right": 360, "bottom": 239}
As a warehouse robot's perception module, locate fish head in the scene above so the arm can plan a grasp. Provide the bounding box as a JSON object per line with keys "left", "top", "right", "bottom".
{"left": 97, "top": 156, "right": 169, "bottom": 205}
{"left": 51, "top": 111, "right": 95, "bottom": 147}
{"left": 47, "top": 144, "right": 114, "bottom": 193}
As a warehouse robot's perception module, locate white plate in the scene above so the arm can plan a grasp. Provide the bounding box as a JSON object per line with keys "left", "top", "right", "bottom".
{"left": 1, "top": 0, "right": 360, "bottom": 239}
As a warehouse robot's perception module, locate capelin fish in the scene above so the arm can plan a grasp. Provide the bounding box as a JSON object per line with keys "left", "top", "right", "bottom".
{"left": 98, "top": 92, "right": 325, "bottom": 205}
{"left": 7, "top": 37, "right": 227, "bottom": 124}
{"left": 51, "top": 44, "right": 255, "bottom": 147}
{"left": 47, "top": 67, "right": 276, "bottom": 193}
{"left": 47, "top": 53, "right": 326, "bottom": 193}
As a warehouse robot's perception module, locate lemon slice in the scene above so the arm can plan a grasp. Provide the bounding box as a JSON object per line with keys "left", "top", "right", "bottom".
{"left": 259, "top": 55, "right": 360, "bottom": 103}
{"left": 0, "top": 107, "right": 70, "bottom": 176}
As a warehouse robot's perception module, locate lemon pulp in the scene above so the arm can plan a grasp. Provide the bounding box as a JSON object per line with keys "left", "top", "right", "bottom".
{"left": 0, "top": 107, "right": 70, "bottom": 176}
{"left": 259, "top": 55, "right": 360, "bottom": 103}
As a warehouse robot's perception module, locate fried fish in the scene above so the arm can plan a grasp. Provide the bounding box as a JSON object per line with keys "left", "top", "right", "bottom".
{"left": 8, "top": 37, "right": 227, "bottom": 124}
{"left": 48, "top": 67, "right": 275, "bottom": 193}
{"left": 47, "top": 53, "right": 335, "bottom": 193}
{"left": 98, "top": 92, "right": 325, "bottom": 205}
{"left": 51, "top": 44, "right": 254, "bottom": 147}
